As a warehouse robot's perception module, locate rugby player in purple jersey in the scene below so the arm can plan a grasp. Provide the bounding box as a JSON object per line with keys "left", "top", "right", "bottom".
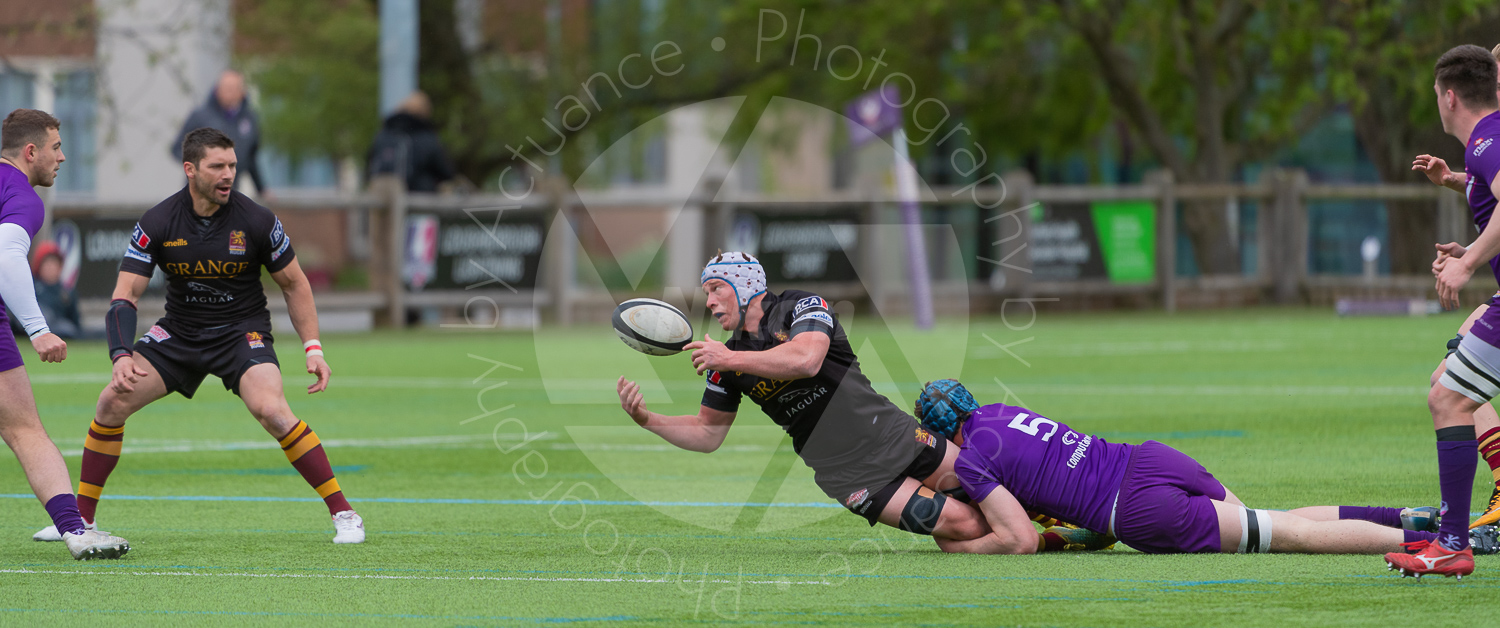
{"left": 1412, "top": 42, "right": 1500, "bottom": 532}
{"left": 1391, "top": 45, "right": 1500, "bottom": 578}
{"left": 910, "top": 380, "right": 1499, "bottom": 572}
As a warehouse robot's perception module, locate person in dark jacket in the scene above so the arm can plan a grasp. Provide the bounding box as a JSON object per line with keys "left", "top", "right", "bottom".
{"left": 367, "top": 91, "right": 457, "bottom": 192}
{"left": 171, "top": 70, "right": 267, "bottom": 196}
{"left": 7, "top": 241, "right": 82, "bottom": 339}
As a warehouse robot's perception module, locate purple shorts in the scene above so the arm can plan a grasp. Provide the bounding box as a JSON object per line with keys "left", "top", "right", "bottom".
{"left": 1111, "top": 441, "right": 1227, "bottom": 554}
{"left": 0, "top": 306, "right": 22, "bottom": 372}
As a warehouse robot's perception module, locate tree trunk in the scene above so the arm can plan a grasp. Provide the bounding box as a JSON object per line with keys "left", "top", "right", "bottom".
{"left": 1180, "top": 198, "right": 1241, "bottom": 275}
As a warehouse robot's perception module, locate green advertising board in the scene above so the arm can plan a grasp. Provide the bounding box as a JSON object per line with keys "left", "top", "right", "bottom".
{"left": 1091, "top": 201, "right": 1157, "bottom": 284}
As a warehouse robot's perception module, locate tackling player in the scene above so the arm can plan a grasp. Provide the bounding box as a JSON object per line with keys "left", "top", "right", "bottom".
{"left": 32, "top": 128, "right": 364, "bottom": 544}
{"left": 1412, "top": 42, "right": 1500, "bottom": 529}
{"left": 911, "top": 380, "right": 1499, "bottom": 574}
{"left": 1391, "top": 44, "right": 1500, "bottom": 576}
{"left": 616, "top": 252, "right": 991, "bottom": 549}
{"left": 0, "top": 109, "right": 130, "bottom": 559}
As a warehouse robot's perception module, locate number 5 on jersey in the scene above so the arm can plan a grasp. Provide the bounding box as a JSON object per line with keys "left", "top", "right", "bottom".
{"left": 1008, "top": 413, "right": 1059, "bottom": 441}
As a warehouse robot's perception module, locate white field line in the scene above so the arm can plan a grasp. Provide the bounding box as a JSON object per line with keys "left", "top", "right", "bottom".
{"left": 0, "top": 568, "right": 830, "bottom": 586}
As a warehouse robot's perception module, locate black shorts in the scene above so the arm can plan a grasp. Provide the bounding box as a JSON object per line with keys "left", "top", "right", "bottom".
{"left": 133, "top": 318, "right": 279, "bottom": 398}
{"left": 843, "top": 432, "right": 949, "bottom": 526}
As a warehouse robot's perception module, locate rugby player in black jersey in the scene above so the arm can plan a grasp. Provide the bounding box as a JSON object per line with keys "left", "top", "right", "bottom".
{"left": 32, "top": 128, "right": 364, "bottom": 544}
{"left": 616, "top": 252, "right": 992, "bottom": 548}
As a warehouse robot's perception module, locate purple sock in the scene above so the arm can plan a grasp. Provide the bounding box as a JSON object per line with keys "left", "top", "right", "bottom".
{"left": 1437, "top": 439, "right": 1478, "bottom": 550}
{"left": 43, "top": 493, "right": 87, "bottom": 536}
{"left": 1338, "top": 506, "right": 1402, "bottom": 528}
{"left": 1404, "top": 530, "right": 1438, "bottom": 545}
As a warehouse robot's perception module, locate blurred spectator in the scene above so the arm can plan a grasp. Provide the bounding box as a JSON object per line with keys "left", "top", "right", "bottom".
{"left": 7, "top": 241, "right": 81, "bottom": 339}
{"left": 367, "top": 91, "right": 458, "bottom": 192}
{"left": 171, "top": 70, "right": 268, "bottom": 196}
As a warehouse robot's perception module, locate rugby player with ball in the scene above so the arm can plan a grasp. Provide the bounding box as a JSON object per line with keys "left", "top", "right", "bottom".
{"left": 615, "top": 252, "right": 1001, "bottom": 549}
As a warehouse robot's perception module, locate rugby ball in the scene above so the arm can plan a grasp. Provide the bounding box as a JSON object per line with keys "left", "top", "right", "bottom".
{"left": 612, "top": 298, "right": 693, "bottom": 356}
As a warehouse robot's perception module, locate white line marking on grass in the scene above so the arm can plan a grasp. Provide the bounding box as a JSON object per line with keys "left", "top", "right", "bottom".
{"left": 0, "top": 568, "right": 831, "bottom": 586}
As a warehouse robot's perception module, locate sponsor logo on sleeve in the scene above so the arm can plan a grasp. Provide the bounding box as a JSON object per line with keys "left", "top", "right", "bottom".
{"left": 792, "top": 311, "right": 835, "bottom": 329}
{"left": 143, "top": 325, "right": 170, "bottom": 343}
{"left": 793, "top": 296, "right": 828, "bottom": 316}
{"left": 131, "top": 224, "right": 150, "bottom": 249}
{"left": 270, "top": 218, "right": 286, "bottom": 246}
{"left": 271, "top": 234, "right": 291, "bottom": 261}
{"left": 708, "top": 370, "right": 722, "bottom": 384}
{"left": 245, "top": 331, "right": 265, "bottom": 349}
{"left": 1476, "top": 137, "right": 1492, "bottom": 157}
{"left": 123, "top": 247, "right": 152, "bottom": 264}
{"left": 228, "top": 230, "right": 247, "bottom": 255}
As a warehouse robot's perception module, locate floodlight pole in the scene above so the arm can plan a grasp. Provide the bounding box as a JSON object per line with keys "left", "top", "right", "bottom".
{"left": 379, "top": 0, "right": 419, "bottom": 115}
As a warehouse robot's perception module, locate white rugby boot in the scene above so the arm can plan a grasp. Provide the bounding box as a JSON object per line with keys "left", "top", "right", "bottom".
{"left": 332, "top": 510, "right": 365, "bottom": 544}
{"left": 62, "top": 529, "right": 130, "bottom": 560}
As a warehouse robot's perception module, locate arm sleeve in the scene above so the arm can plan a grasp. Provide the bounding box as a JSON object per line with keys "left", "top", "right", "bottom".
{"left": 0, "top": 223, "right": 49, "bottom": 338}
{"left": 700, "top": 370, "right": 742, "bottom": 412}
{"left": 954, "top": 452, "right": 1001, "bottom": 504}
{"left": 119, "top": 220, "right": 159, "bottom": 277}
{"left": 788, "top": 294, "right": 835, "bottom": 338}
{"left": 259, "top": 214, "right": 296, "bottom": 273}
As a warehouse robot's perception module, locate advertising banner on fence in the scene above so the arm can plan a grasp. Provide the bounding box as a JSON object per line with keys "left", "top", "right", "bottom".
{"left": 725, "top": 210, "right": 860, "bottom": 283}
{"left": 405, "top": 210, "right": 548, "bottom": 291}
{"left": 1026, "top": 201, "right": 1156, "bottom": 283}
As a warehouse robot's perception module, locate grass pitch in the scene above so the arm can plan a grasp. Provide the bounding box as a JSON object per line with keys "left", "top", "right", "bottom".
{"left": 0, "top": 307, "right": 1494, "bottom": 626}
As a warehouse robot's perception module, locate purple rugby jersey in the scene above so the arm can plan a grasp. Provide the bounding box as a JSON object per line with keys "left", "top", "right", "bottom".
{"left": 1460, "top": 112, "right": 1500, "bottom": 347}
{"left": 1467, "top": 111, "right": 1500, "bottom": 288}
{"left": 0, "top": 162, "right": 46, "bottom": 304}
{"left": 953, "top": 403, "right": 1133, "bottom": 534}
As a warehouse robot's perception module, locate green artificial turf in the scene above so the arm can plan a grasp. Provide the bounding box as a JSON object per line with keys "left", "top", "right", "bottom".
{"left": 0, "top": 308, "right": 1494, "bottom": 626}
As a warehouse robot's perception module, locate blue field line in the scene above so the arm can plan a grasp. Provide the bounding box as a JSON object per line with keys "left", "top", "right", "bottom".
{"left": 0, "top": 493, "right": 843, "bottom": 508}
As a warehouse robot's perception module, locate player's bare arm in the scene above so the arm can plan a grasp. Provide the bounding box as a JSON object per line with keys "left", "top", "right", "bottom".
{"left": 1413, "top": 154, "right": 1468, "bottom": 193}
{"left": 685, "top": 331, "right": 829, "bottom": 379}
{"left": 616, "top": 376, "right": 736, "bottom": 452}
{"left": 106, "top": 272, "right": 151, "bottom": 394}
{"left": 965, "top": 485, "right": 1041, "bottom": 554}
{"left": 1436, "top": 167, "right": 1500, "bottom": 309}
{"left": 271, "top": 257, "right": 330, "bottom": 393}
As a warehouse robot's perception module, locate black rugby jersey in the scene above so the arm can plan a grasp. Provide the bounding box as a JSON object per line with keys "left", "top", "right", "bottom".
{"left": 702, "top": 290, "right": 914, "bottom": 453}
{"left": 119, "top": 188, "right": 295, "bottom": 328}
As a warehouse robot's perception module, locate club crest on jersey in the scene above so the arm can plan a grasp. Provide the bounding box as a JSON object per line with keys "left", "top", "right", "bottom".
{"left": 229, "top": 230, "right": 247, "bottom": 255}
{"left": 131, "top": 224, "right": 150, "bottom": 249}
{"left": 914, "top": 427, "right": 937, "bottom": 448}
{"left": 793, "top": 296, "right": 827, "bottom": 316}
{"left": 773, "top": 331, "right": 790, "bottom": 342}
{"left": 143, "top": 325, "right": 170, "bottom": 343}
{"left": 245, "top": 331, "right": 265, "bottom": 349}
{"left": 1475, "top": 137, "right": 1493, "bottom": 157}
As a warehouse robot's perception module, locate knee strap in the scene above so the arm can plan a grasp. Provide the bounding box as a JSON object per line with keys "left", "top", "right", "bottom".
{"left": 940, "top": 485, "right": 971, "bottom": 504}
{"left": 1237, "top": 507, "right": 1274, "bottom": 554}
{"left": 898, "top": 490, "right": 947, "bottom": 535}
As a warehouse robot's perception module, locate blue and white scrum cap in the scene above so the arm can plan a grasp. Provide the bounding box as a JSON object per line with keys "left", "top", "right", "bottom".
{"left": 701, "top": 252, "right": 767, "bottom": 308}
{"left": 915, "top": 379, "right": 980, "bottom": 441}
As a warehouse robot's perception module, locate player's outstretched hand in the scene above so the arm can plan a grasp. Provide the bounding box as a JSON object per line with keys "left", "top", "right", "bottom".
{"left": 30, "top": 333, "right": 65, "bottom": 363}
{"left": 306, "top": 355, "right": 331, "bottom": 394}
{"left": 110, "top": 355, "right": 149, "bottom": 393}
{"left": 617, "top": 376, "right": 649, "bottom": 425}
{"left": 685, "top": 334, "right": 732, "bottom": 376}
{"left": 1413, "top": 154, "right": 1455, "bottom": 187}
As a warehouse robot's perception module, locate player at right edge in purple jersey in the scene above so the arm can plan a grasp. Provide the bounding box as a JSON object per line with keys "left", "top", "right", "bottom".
{"left": 910, "top": 380, "right": 1499, "bottom": 569}
{"left": 1396, "top": 45, "right": 1500, "bottom": 579}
